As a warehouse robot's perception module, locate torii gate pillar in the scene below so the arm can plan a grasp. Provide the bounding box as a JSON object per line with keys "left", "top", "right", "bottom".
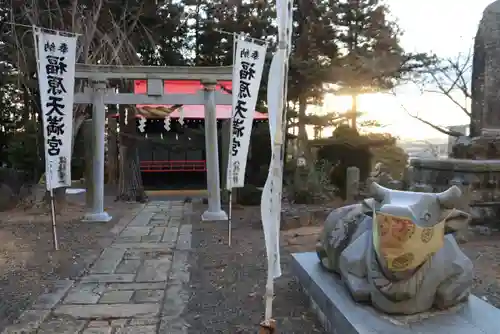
{"left": 83, "top": 79, "right": 112, "bottom": 222}
{"left": 201, "top": 80, "right": 228, "bottom": 221}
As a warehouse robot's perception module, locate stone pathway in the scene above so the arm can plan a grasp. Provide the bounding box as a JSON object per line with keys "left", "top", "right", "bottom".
{"left": 2, "top": 201, "right": 192, "bottom": 334}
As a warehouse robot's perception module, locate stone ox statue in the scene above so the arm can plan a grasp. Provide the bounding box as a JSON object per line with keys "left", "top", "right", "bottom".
{"left": 317, "top": 183, "right": 473, "bottom": 315}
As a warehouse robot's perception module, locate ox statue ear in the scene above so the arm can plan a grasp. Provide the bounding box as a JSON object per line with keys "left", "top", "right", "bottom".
{"left": 441, "top": 208, "right": 470, "bottom": 234}
{"left": 370, "top": 182, "right": 387, "bottom": 202}
{"left": 437, "top": 186, "right": 462, "bottom": 209}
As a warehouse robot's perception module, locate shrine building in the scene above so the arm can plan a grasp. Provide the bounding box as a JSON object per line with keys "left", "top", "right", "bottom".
{"left": 111, "top": 79, "right": 269, "bottom": 190}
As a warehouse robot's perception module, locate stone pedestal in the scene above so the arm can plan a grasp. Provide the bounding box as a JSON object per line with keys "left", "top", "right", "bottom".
{"left": 292, "top": 252, "right": 500, "bottom": 334}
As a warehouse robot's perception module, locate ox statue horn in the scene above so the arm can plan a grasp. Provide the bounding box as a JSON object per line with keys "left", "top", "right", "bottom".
{"left": 370, "top": 182, "right": 388, "bottom": 202}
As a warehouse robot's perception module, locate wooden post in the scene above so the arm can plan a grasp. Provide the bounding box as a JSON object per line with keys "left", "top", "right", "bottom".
{"left": 107, "top": 111, "right": 118, "bottom": 185}
{"left": 259, "top": 319, "right": 276, "bottom": 334}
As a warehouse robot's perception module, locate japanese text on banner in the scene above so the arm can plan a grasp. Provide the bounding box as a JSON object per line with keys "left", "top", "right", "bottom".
{"left": 227, "top": 39, "right": 267, "bottom": 189}
{"left": 36, "top": 32, "right": 77, "bottom": 190}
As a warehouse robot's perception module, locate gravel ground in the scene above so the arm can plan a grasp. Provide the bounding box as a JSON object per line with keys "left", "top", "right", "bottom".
{"left": 185, "top": 204, "right": 324, "bottom": 334}
{"left": 185, "top": 203, "right": 500, "bottom": 334}
{"left": 0, "top": 196, "right": 141, "bottom": 331}
{"left": 460, "top": 230, "right": 500, "bottom": 307}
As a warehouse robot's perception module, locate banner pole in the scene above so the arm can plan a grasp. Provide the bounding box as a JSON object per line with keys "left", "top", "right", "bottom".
{"left": 228, "top": 191, "right": 233, "bottom": 247}
{"left": 34, "top": 27, "right": 59, "bottom": 252}
{"left": 226, "top": 33, "right": 238, "bottom": 247}
{"left": 48, "top": 164, "right": 59, "bottom": 251}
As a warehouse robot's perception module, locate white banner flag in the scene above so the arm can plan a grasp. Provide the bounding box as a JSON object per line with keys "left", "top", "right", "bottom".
{"left": 260, "top": 0, "right": 294, "bottom": 282}
{"left": 227, "top": 38, "right": 267, "bottom": 189}
{"left": 35, "top": 31, "right": 78, "bottom": 190}
{"left": 261, "top": 49, "right": 286, "bottom": 280}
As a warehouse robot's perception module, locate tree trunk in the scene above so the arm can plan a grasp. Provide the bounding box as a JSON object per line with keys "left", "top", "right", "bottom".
{"left": 351, "top": 94, "right": 358, "bottom": 130}
{"left": 117, "top": 103, "right": 147, "bottom": 202}
{"left": 297, "top": 95, "right": 312, "bottom": 162}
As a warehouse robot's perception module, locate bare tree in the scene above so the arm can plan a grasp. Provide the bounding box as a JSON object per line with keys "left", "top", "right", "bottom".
{"left": 403, "top": 47, "right": 472, "bottom": 137}
{"left": 7, "top": 0, "right": 158, "bottom": 206}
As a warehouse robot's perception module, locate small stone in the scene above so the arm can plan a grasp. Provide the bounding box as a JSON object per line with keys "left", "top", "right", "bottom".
{"left": 99, "top": 290, "right": 134, "bottom": 304}
{"left": 134, "top": 290, "right": 164, "bottom": 303}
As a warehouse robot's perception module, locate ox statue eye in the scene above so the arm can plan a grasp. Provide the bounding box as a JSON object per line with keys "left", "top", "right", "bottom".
{"left": 422, "top": 212, "right": 431, "bottom": 222}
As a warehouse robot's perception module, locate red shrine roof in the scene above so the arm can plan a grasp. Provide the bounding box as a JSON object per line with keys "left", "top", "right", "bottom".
{"left": 132, "top": 80, "right": 267, "bottom": 120}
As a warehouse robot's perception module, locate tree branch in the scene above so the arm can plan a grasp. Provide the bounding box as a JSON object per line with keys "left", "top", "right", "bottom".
{"left": 389, "top": 91, "right": 463, "bottom": 137}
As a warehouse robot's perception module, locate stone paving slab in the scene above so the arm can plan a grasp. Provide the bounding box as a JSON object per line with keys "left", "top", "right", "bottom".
{"left": 54, "top": 304, "right": 160, "bottom": 319}
{"left": 90, "top": 248, "right": 127, "bottom": 274}
{"left": 1, "top": 201, "right": 192, "bottom": 334}
{"left": 63, "top": 283, "right": 106, "bottom": 304}
{"left": 32, "top": 281, "right": 74, "bottom": 310}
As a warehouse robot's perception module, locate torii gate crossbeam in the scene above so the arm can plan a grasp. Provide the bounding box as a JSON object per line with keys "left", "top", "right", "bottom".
{"left": 74, "top": 64, "right": 231, "bottom": 222}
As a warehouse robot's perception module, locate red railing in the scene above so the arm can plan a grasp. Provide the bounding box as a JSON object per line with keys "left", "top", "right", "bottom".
{"left": 140, "top": 160, "right": 206, "bottom": 172}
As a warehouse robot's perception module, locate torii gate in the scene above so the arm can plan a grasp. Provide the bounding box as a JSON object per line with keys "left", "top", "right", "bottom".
{"left": 74, "top": 64, "right": 230, "bottom": 222}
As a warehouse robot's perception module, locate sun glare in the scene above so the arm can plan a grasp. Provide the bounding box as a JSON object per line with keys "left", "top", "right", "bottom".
{"left": 308, "top": 90, "right": 470, "bottom": 140}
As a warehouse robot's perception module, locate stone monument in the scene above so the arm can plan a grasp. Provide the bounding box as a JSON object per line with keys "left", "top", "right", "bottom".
{"left": 292, "top": 182, "right": 500, "bottom": 333}
{"left": 466, "top": 0, "right": 500, "bottom": 157}
{"left": 472, "top": 0, "right": 500, "bottom": 137}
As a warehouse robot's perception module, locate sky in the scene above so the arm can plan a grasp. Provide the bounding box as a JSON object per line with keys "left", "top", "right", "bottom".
{"left": 325, "top": 0, "right": 494, "bottom": 140}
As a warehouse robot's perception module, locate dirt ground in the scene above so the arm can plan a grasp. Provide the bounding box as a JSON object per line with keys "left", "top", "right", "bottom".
{"left": 186, "top": 203, "right": 324, "bottom": 334}
{"left": 0, "top": 195, "right": 141, "bottom": 331}
{"left": 185, "top": 203, "right": 500, "bottom": 333}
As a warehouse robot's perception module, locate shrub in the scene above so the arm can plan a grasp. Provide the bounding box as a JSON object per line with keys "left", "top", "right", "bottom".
{"left": 285, "top": 159, "right": 337, "bottom": 204}
{"left": 237, "top": 184, "right": 262, "bottom": 206}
